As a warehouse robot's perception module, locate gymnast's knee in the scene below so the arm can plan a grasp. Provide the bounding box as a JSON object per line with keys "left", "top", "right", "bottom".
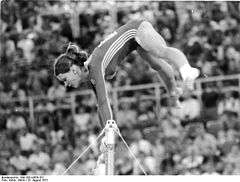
{"left": 136, "top": 21, "right": 167, "bottom": 55}
{"left": 136, "top": 22, "right": 150, "bottom": 41}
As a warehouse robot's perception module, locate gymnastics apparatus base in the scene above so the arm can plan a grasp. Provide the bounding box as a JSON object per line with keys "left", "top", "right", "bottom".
{"left": 62, "top": 120, "right": 147, "bottom": 175}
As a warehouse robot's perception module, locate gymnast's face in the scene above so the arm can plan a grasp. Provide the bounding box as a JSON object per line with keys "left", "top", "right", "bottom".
{"left": 57, "top": 65, "right": 81, "bottom": 88}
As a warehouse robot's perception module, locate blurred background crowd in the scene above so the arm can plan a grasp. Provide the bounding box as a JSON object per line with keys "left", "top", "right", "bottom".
{"left": 0, "top": 0, "right": 240, "bottom": 175}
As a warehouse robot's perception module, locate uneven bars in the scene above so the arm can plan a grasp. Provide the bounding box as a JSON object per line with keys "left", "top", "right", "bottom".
{"left": 105, "top": 120, "right": 117, "bottom": 175}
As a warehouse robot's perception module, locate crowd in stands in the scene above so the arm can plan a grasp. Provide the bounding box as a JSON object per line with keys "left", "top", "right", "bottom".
{"left": 0, "top": 0, "right": 240, "bottom": 175}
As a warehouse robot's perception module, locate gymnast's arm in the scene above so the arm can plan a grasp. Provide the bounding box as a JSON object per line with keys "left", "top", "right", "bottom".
{"left": 90, "top": 71, "right": 113, "bottom": 129}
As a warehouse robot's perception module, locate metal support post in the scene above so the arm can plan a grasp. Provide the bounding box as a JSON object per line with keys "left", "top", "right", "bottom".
{"left": 105, "top": 120, "right": 117, "bottom": 175}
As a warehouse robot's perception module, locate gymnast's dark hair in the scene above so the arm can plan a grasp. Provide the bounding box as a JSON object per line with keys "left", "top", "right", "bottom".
{"left": 54, "top": 44, "right": 88, "bottom": 76}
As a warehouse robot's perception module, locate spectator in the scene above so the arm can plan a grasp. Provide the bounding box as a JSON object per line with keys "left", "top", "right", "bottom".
{"left": 5, "top": 36, "right": 16, "bottom": 61}
{"left": 50, "top": 129, "right": 64, "bottom": 146}
{"left": 9, "top": 148, "right": 29, "bottom": 174}
{"left": 13, "top": 48, "right": 27, "bottom": 66}
{"left": 161, "top": 116, "right": 182, "bottom": 138}
{"left": 201, "top": 86, "right": 220, "bottom": 120}
{"left": 18, "top": 128, "right": 38, "bottom": 156}
{"left": 17, "top": 33, "right": 35, "bottom": 64}
{"left": 175, "top": 90, "right": 201, "bottom": 121}
{"left": 193, "top": 125, "right": 218, "bottom": 157}
{"left": 6, "top": 113, "right": 26, "bottom": 131}
{"left": 130, "top": 130, "right": 153, "bottom": 156}
{"left": 47, "top": 78, "right": 66, "bottom": 99}
{"left": 26, "top": 71, "right": 45, "bottom": 96}
{"left": 224, "top": 145, "right": 240, "bottom": 168}
{"left": 27, "top": 163, "right": 45, "bottom": 175}
{"left": 180, "top": 145, "right": 204, "bottom": 169}
{"left": 217, "top": 91, "right": 240, "bottom": 115}
{"left": 51, "top": 162, "right": 66, "bottom": 175}
{"left": 136, "top": 100, "right": 156, "bottom": 128}
{"left": 144, "top": 153, "right": 158, "bottom": 174}
{"left": 73, "top": 107, "right": 90, "bottom": 133}
{"left": 9, "top": 82, "right": 26, "bottom": 102}
{"left": 0, "top": 131, "right": 16, "bottom": 161}
{"left": 28, "top": 143, "right": 50, "bottom": 170}
{"left": 51, "top": 144, "right": 70, "bottom": 165}
{"left": 117, "top": 102, "right": 137, "bottom": 127}
{"left": 88, "top": 130, "right": 99, "bottom": 156}
{"left": 201, "top": 160, "right": 219, "bottom": 175}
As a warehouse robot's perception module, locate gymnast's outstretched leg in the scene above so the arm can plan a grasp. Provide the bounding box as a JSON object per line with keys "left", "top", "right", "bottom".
{"left": 137, "top": 46, "right": 181, "bottom": 107}
{"left": 135, "top": 20, "right": 200, "bottom": 90}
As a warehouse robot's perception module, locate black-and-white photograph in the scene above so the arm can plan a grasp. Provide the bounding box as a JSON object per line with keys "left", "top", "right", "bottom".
{"left": 0, "top": 0, "right": 240, "bottom": 178}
